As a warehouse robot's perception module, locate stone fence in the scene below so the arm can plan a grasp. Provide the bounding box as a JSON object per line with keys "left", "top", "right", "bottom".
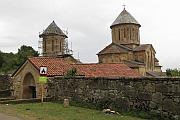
{"left": 0, "top": 75, "right": 11, "bottom": 98}
{"left": 47, "top": 77, "right": 180, "bottom": 119}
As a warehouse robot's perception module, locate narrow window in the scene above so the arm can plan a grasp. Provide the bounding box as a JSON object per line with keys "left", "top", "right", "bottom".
{"left": 130, "top": 28, "right": 131, "bottom": 40}
{"left": 52, "top": 40, "right": 54, "bottom": 51}
{"left": 127, "top": 28, "right": 129, "bottom": 40}
{"left": 118, "top": 29, "right": 120, "bottom": 40}
{"left": 132, "top": 28, "right": 134, "bottom": 38}
{"left": 60, "top": 41, "right": 61, "bottom": 52}
{"left": 124, "top": 28, "right": 126, "bottom": 38}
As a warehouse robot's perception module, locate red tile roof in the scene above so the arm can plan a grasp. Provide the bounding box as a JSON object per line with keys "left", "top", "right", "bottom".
{"left": 28, "top": 57, "right": 140, "bottom": 78}
{"left": 73, "top": 63, "right": 140, "bottom": 77}
{"left": 29, "top": 57, "right": 72, "bottom": 76}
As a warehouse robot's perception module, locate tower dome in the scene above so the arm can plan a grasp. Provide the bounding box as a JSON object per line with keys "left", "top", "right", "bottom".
{"left": 39, "top": 21, "right": 67, "bottom": 38}
{"left": 111, "top": 8, "right": 141, "bottom": 48}
{"left": 39, "top": 21, "right": 67, "bottom": 56}
{"left": 110, "top": 8, "right": 141, "bottom": 28}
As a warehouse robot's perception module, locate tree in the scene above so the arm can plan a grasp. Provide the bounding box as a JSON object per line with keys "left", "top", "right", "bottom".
{"left": 64, "top": 67, "right": 77, "bottom": 78}
{"left": 0, "top": 51, "right": 4, "bottom": 68}
{"left": 166, "top": 68, "right": 180, "bottom": 77}
{"left": 0, "top": 45, "right": 39, "bottom": 74}
{"left": 17, "top": 45, "right": 39, "bottom": 66}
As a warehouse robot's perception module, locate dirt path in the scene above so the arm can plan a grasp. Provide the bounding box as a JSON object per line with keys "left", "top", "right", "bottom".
{"left": 0, "top": 113, "right": 20, "bottom": 120}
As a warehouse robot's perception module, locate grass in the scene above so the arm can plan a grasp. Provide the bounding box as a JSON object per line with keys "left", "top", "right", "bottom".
{"left": 0, "top": 102, "right": 146, "bottom": 120}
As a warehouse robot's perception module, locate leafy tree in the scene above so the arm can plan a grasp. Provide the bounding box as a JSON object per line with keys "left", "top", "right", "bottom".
{"left": 0, "top": 45, "right": 38, "bottom": 74}
{"left": 166, "top": 68, "right": 180, "bottom": 77}
{"left": 0, "top": 51, "right": 4, "bottom": 68}
{"left": 64, "top": 67, "right": 77, "bottom": 78}
{"left": 0, "top": 52, "right": 18, "bottom": 74}
{"left": 16, "top": 45, "right": 39, "bottom": 66}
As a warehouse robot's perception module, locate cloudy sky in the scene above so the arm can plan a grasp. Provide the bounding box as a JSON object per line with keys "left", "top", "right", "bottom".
{"left": 0, "top": 0, "right": 180, "bottom": 71}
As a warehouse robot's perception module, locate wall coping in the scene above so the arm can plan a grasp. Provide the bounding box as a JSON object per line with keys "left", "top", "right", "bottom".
{"left": 51, "top": 76, "right": 180, "bottom": 82}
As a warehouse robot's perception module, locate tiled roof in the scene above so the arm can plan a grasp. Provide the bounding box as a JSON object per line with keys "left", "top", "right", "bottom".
{"left": 124, "top": 60, "right": 145, "bottom": 68}
{"left": 39, "top": 21, "right": 67, "bottom": 38}
{"left": 133, "top": 44, "right": 152, "bottom": 52}
{"left": 146, "top": 71, "right": 164, "bottom": 77}
{"left": 97, "top": 43, "right": 132, "bottom": 55}
{"left": 111, "top": 8, "right": 140, "bottom": 28}
{"left": 73, "top": 63, "right": 140, "bottom": 78}
{"left": 29, "top": 57, "right": 72, "bottom": 76}
{"left": 28, "top": 57, "right": 140, "bottom": 78}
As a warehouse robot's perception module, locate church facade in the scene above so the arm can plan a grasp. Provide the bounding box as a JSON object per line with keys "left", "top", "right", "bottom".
{"left": 12, "top": 8, "right": 163, "bottom": 99}
{"left": 12, "top": 20, "right": 140, "bottom": 99}
{"left": 97, "top": 8, "right": 162, "bottom": 76}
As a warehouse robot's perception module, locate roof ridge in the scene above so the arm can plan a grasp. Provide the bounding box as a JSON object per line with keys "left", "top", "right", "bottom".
{"left": 97, "top": 43, "right": 132, "bottom": 55}
{"left": 73, "top": 63, "right": 125, "bottom": 65}
{"left": 114, "top": 43, "right": 132, "bottom": 51}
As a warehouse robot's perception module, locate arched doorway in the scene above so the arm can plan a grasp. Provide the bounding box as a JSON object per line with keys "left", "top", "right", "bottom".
{"left": 22, "top": 73, "right": 36, "bottom": 99}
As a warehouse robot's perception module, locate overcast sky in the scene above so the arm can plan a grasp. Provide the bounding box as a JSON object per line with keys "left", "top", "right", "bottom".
{"left": 0, "top": 0, "right": 180, "bottom": 71}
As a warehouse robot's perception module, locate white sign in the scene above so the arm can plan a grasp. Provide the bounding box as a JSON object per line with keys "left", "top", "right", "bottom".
{"left": 40, "top": 66, "right": 48, "bottom": 75}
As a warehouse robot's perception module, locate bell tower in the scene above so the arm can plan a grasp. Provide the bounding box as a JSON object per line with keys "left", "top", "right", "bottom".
{"left": 39, "top": 21, "right": 68, "bottom": 57}
{"left": 110, "top": 8, "right": 141, "bottom": 49}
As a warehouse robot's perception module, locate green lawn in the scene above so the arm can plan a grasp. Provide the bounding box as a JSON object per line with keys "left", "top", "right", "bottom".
{"left": 0, "top": 102, "right": 146, "bottom": 120}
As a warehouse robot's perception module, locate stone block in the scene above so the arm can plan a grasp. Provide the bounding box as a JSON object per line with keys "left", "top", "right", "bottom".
{"left": 124, "top": 90, "right": 137, "bottom": 98}
{"left": 173, "top": 92, "right": 180, "bottom": 97}
{"left": 152, "top": 92, "right": 162, "bottom": 104}
{"left": 134, "top": 82, "right": 144, "bottom": 92}
{"left": 114, "top": 97, "right": 130, "bottom": 111}
{"left": 138, "top": 92, "right": 152, "bottom": 101}
{"left": 145, "top": 83, "right": 155, "bottom": 92}
{"left": 162, "top": 98, "right": 175, "bottom": 113}
{"left": 173, "top": 97, "right": 180, "bottom": 103}
{"left": 175, "top": 103, "right": 180, "bottom": 115}
{"left": 108, "top": 81, "right": 117, "bottom": 89}
{"left": 149, "top": 101, "right": 158, "bottom": 109}
{"left": 156, "top": 84, "right": 168, "bottom": 93}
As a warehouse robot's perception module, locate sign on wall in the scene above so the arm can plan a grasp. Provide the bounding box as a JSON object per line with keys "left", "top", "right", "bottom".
{"left": 39, "top": 66, "right": 48, "bottom": 75}
{"left": 39, "top": 66, "right": 48, "bottom": 84}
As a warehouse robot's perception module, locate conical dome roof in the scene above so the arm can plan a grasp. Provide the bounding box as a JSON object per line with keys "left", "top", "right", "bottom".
{"left": 39, "top": 21, "right": 67, "bottom": 38}
{"left": 110, "top": 8, "right": 140, "bottom": 28}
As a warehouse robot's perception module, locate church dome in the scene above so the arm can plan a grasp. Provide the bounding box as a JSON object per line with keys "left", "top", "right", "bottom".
{"left": 39, "top": 21, "right": 67, "bottom": 38}
{"left": 110, "top": 8, "right": 141, "bottom": 28}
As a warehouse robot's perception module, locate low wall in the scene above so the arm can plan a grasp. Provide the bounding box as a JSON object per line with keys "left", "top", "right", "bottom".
{"left": 47, "top": 77, "right": 180, "bottom": 119}
{"left": 0, "top": 75, "right": 11, "bottom": 98}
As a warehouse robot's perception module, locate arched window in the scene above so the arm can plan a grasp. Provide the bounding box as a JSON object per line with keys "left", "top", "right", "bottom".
{"left": 60, "top": 41, "right": 61, "bottom": 52}
{"left": 130, "top": 28, "right": 131, "bottom": 40}
{"left": 118, "top": 29, "right": 120, "bottom": 41}
{"left": 52, "top": 40, "right": 54, "bottom": 51}
{"left": 132, "top": 28, "right": 134, "bottom": 38}
{"left": 124, "top": 28, "right": 126, "bottom": 38}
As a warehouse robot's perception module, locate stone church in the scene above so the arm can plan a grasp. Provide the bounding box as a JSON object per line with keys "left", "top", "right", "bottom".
{"left": 97, "top": 8, "right": 162, "bottom": 76}
{"left": 12, "top": 19, "right": 140, "bottom": 99}
{"left": 11, "top": 7, "right": 163, "bottom": 99}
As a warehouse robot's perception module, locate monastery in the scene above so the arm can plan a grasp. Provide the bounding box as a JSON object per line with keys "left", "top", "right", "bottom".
{"left": 97, "top": 8, "right": 162, "bottom": 76}
{"left": 12, "top": 8, "right": 162, "bottom": 99}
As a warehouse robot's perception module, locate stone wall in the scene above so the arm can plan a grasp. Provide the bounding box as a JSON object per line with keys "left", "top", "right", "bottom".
{"left": 0, "top": 75, "right": 11, "bottom": 98}
{"left": 47, "top": 77, "right": 180, "bottom": 119}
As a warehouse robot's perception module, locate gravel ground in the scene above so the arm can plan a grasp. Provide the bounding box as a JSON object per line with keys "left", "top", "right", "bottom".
{"left": 0, "top": 113, "right": 20, "bottom": 120}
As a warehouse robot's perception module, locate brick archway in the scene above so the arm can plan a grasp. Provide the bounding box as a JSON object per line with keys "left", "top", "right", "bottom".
{"left": 22, "top": 73, "right": 36, "bottom": 99}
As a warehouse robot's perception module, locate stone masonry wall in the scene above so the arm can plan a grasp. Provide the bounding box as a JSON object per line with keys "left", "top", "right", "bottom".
{"left": 0, "top": 75, "right": 11, "bottom": 98}
{"left": 47, "top": 77, "right": 180, "bottom": 119}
